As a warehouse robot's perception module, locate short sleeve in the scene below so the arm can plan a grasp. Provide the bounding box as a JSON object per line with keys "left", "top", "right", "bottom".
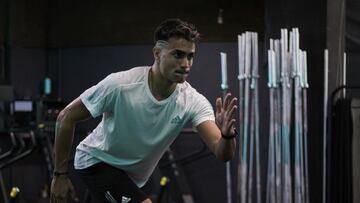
{"left": 80, "top": 73, "right": 118, "bottom": 118}
{"left": 190, "top": 94, "right": 215, "bottom": 127}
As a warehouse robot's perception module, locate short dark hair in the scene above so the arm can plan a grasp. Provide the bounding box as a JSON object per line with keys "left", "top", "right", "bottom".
{"left": 153, "top": 18, "right": 201, "bottom": 43}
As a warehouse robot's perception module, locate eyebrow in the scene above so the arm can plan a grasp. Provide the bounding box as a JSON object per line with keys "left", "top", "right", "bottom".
{"left": 172, "top": 49, "right": 195, "bottom": 55}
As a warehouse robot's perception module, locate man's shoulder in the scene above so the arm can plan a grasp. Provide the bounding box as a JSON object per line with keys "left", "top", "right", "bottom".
{"left": 114, "top": 66, "right": 148, "bottom": 77}
{"left": 125, "top": 66, "right": 149, "bottom": 75}
{"left": 178, "top": 82, "right": 208, "bottom": 102}
{"left": 108, "top": 66, "right": 149, "bottom": 85}
{"left": 178, "top": 81, "right": 198, "bottom": 95}
{"left": 176, "top": 82, "right": 213, "bottom": 115}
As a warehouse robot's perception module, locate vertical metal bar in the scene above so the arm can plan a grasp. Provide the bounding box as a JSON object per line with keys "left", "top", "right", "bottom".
{"left": 240, "top": 32, "right": 252, "bottom": 203}
{"left": 342, "top": 52, "right": 346, "bottom": 98}
{"left": 252, "top": 32, "right": 261, "bottom": 203}
{"left": 274, "top": 39, "right": 282, "bottom": 203}
{"left": 299, "top": 51, "right": 306, "bottom": 203}
{"left": 293, "top": 28, "right": 302, "bottom": 203}
{"left": 221, "top": 52, "right": 229, "bottom": 91}
{"left": 323, "top": 49, "right": 328, "bottom": 203}
{"left": 266, "top": 48, "right": 276, "bottom": 203}
{"left": 248, "top": 74, "right": 255, "bottom": 203}
{"left": 283, "top": 28, "right": 292, "bottom": 203}
{"left": 302, "top": 51, "right": 310, "bottom": 203}
{"left": 247, "top": 33, "right": 255, "bottom": 203}
{"left": 279, "top": 29, "right": 288, "bottom": 203}
{"left": 237, "top": 33, "right": 245, "bottom": 203}
{"left": 221, "top": 52, "right": 232, "bottom": 203}
{"left": 266, "top": 49, "right": 273, "bottom": 203}
{"left": 247, "top": 32, "right": 261, "bottom": 203}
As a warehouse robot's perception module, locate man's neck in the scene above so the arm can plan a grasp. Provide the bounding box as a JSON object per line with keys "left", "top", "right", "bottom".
{"left": 149, "top": 66, "right": 177, "bottom": 101}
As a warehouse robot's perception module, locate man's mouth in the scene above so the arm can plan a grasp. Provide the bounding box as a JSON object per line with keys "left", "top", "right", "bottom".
{"left": 175, "top": 70, "right": 190, "bottom": 75}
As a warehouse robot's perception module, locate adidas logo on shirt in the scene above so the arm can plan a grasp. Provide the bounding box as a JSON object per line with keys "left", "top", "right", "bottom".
{"left": 171, "top": 115, "right": 182, "bottom": 124}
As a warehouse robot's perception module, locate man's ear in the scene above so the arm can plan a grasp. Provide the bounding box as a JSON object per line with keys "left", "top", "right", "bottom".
{"left": 153, "top": 47, "right": 161, "bottom": 61}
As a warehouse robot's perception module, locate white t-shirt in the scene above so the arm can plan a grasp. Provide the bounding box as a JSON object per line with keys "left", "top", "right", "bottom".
{"left": 74, "top": 66, "right": 215, "bottom": 187}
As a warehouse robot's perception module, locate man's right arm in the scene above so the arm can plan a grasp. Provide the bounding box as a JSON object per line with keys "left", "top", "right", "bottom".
{"left": 54, "top": 97, "right": 92, "bottom": 173}
{"left": 50, "top": 97, "right": 92, "bottom": 202}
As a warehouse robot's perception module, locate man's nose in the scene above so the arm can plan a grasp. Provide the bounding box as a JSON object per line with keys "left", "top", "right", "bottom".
{"left": 180, "top": 58, "right": 192, "bottom": 69}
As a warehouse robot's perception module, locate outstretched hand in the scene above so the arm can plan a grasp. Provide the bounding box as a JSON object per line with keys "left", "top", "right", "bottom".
{"left": 50, "top": 176, "right": 78, "bottom": 203}
{"left": 215, "top": 93, "right": 238, "bottom": 137}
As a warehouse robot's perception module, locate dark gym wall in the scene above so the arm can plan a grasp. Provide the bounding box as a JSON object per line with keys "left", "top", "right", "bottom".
{"left": 1, "top": 0, "right": 264, "bottom": 97}
{"left": 346, "top": 0, "right": 360, "bottom": 89}
{"left": 0, "top": 0, "right": 47, "bottom": 47}
{"left": 50, "top": 43, "right": 241, "bottom": 104}
{"left": 0, "top": 0, "right": 47, "bottom": 93}
{"left": 46, "top": 0, "right": 263, "bottom": 46}
{"left": 0, "top": 0, "right": 263, "bottom": 46}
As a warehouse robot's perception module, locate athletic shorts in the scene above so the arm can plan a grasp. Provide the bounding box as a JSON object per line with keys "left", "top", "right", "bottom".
{"left": 75, "top": 162, "right": 148, "bottom": 203}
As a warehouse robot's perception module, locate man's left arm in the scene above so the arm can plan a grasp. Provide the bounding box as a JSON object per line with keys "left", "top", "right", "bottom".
{"left": 196, "top": 93, "right": 237, "bottom": 162}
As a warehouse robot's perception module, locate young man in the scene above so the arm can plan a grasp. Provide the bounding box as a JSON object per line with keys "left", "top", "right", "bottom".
{"left": 50, "top": 18, "right": 237, "bottom": 203}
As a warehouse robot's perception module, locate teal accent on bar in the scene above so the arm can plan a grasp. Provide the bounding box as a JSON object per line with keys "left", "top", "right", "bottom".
{"left": 44, "top": 77, "right": 51, "bottom": 95}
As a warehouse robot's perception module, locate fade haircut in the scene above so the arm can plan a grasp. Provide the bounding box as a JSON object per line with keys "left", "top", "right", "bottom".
{"left": 153, "top": 18, "right": 201, "bottom": 43}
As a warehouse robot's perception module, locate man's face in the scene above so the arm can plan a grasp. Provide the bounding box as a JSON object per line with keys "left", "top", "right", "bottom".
{"left": 157, "top": 37, "right": 196, "bottom": 83}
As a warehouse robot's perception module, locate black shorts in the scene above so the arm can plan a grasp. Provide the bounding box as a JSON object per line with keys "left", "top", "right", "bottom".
{"left": 75, "top": 162, "right": 148, "bottom": 203}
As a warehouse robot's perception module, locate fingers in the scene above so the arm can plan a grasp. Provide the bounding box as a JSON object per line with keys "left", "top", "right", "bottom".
{"left": 218, "top": 93, "right": 238, "bottom": 120}
{"left": 216, "top": 97, "right": 222, "bottom": 115}
{"left": 51, "top": 188, "right": 74, "bottom": 203}
{"left": 223, "top": 94, "right": 237, "bottom": 134}
{"left": 51, "top": 195, "right": 65, "bottom": 203}
{"left": 227, "top": 104, "right": 237, "bottom": 121}
{"left": 223, "top": 93, "right": 232, "bottom": 110}
{"left": 217, "top": 92, "right": 238, "bottom": 135}
{"left": 224, "top": 96, "right": 237, "bottom": 119}
{"left": 229, "top": 118, "right": 236, "bottom": 128}
{"left": 228, "top": 97, "right": 238, "bottom": 111}
{"left": 217, "top": 93, "right": 237, "bottom": 112}
{"left": 51, "top": 194, "right": 66, "bottom": 203}
{"left": 69, "top": 184, "right": 79, "bottom": 202}
{"left": 223, "top": 93, "right": 238, "bottom": 111}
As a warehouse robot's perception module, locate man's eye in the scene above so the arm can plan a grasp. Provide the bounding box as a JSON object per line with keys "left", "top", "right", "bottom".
{"left": 187, "top": 54, "right": 194, "bottom": 60}
{"left": 173, "top": 52, "right": 186, "bottom": 59}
